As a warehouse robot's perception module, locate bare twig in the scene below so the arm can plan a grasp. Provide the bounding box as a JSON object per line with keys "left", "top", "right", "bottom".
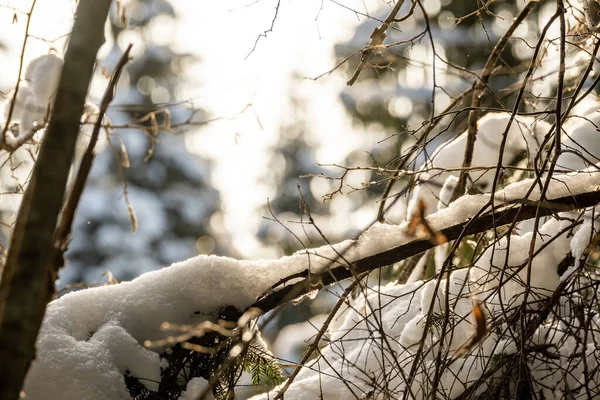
{"left": 51, "top": 44, "right": 133, "bottom": 273}
{"left": 245, "top": 0, "right": 281, "bottom": 59}
{"left": 1, "top": 0, "right": 37, "bottom": 143}
{"left": 346, "top": 0, "right": 407, "bottom": 86}
{"left": 273, "top": 274, "right": 368, "bottom": 399}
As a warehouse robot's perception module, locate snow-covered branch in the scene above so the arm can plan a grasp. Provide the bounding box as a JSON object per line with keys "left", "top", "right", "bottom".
{"left": 22, "top": 167, "right": 600, "bottom": 399}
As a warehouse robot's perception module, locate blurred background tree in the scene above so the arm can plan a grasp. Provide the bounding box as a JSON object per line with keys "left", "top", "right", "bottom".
{"left": 63, "top": 0, "right": 225, "bottom": 284}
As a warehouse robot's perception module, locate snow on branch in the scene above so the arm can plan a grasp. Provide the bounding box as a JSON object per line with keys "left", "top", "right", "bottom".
{"left": 0, "top": 54, "right": 62, "bottom": 151}
{"left": 23, "top": 167, "right": 600, "bottom": 399}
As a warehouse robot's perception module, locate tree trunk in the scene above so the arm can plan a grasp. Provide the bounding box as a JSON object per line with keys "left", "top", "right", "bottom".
{"left": 0, "top": 1, "right": 111, "bottom": 398}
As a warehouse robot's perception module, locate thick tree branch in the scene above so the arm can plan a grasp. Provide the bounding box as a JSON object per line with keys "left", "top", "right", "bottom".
{"left": 0, "top": 1, "right": 111, "bottom": 398}
{"left": 251, "top": 189, "right": 600, "bottom": 314}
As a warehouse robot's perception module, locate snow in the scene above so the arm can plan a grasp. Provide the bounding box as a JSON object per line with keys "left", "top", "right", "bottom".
{"left": 1, "top": 54, "right": 62, "bottom": 144}
{"left": 2, "top": 2, "right": 598, "bottom": 398}
{"left": 559, "top": 111, "right": 600, "bottom": 171}
{"left": 255, "top": 281, "right": 425, "bottom": 400}
{"left": 7, "top": 63, "right": 599, "bottom": 399}
{"left": 0, "top": 53, "right": 100, "bottom": 237}
{"left": 437, "top": 174, "right": 458, "bottom": 211}
{"left": 407, "top": 112, "right": 550, "bottom": 216}
{"left": 420, "top": 279, "right": 445, "bottom": 315}
{"left": 564, "top": 208, "right": 600, "bottom": 278}
{"left": 249, "top": 168, "right": 600, "bottom": 399}
{"left": 3, "top": 84, "right": 44, "bottom": 139}
{"left": 22, "top": 160, "right": 600, "bottom": 398}
{"left": 6, "top": 77, "right": 598, "bottom": 396}
{"left": 24, "top": 53, "right": 62, "bottom": 110}
{"left": 177, "top": 378, "right": 213, "bottom": 400}
{"left": 25, "top": 246, "right": 368, "bottom": 398}
{"left": 470, "top": 224, "right": 566, "bottom": 311}
{"left": 253, "top": 216, "right": 594, "bottom": 399}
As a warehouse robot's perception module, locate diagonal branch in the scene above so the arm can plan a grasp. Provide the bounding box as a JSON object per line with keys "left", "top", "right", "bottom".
{"left": 251, "top": 188, "right": 600, "bottom": 314}
{"left": 51, "top": 44, "right": 133, "bottom": 273}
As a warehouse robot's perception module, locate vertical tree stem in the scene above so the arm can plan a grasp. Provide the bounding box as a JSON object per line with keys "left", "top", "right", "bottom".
{"left": 0, "top": 1, "right": 111, "bottom": 398}
{"left": 454, "top": 0, "right": 537, "bottom": 199}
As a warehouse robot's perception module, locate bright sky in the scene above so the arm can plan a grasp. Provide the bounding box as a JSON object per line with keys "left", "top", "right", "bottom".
{"left": 173, "top": 1, "right": 369, "bottom": 257}
{"left": 0, "top": 0, "right": 391, "bottom": 258}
